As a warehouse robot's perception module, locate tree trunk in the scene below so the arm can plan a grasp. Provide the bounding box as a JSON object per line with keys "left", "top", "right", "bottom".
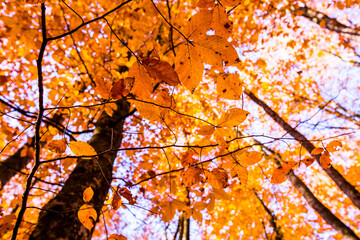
{"left": 29, "top": 99, "right": 130, "bottom": 240}
{"left": 245, "top": 90, "right": 360, "bottom": 210}
{"left": 0, "top": 113, "right": 65, "bottom": 190}
{"left": 246, "top": 136, "right": 359, "bottom": 239}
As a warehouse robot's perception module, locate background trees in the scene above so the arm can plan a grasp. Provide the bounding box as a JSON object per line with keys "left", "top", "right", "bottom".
{"left": 0, "top": 0, "right": 359, "bottom": 239}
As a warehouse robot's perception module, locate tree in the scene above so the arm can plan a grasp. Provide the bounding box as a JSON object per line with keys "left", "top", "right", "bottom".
{"left": 0, "top": 0, "right": 360, "bottom": 239}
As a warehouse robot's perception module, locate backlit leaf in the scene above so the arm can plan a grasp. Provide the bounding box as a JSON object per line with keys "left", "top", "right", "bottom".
{"left": 175, "top": 43, "right": 203, "bottom": 93}
{"left": 326, "top": 140, "right": 342, "bottom": 152}
{"left": 83, "top": 187, "right": 94, "bottom": 203}
{"left": 319, "top": 151, "right": 332, "bottom": 169}
{"left": 142, "top": 57, "right": 180, "bottom": 86}
{"left": 217, "top": 73, "right": 243, "bottom": 100}
{"left": 301, "top": 157, "right": 316, "bottom": 167}
{"left": 218, "top": 108, "right": 249, "bottom": 128}
{"left": 271, "top": 167, "right": 287, "bottom": 184}
{"left": 311, "top": 147, "right": 323, "bottom": 155}
{"left": 238, "top": 151, "right": 263, "bottom": 167}
{"left": 78, "top": 204, "right": 97, "bottom": 230}
{"left": 69, "top": 141, "right": 97, "bottom": 158}
{"left": 47, "top": 139, "right": 67, "bottom": 154}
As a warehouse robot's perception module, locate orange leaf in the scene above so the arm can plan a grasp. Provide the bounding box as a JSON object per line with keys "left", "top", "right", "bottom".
{"left": 218, "top": 108, "right": 249, "bottom": 128}
{"left": 142, "top": 57, "right": 180, "bottom": 86}
{"left": 326, "top": 140, "right": 342, "bottom": 152}
{"left": 217, "top": 73, "right": 243, "bottom": 100}
{"left": 206, "top": 168, "right": 229, "bottom": 189}
{"left": 109, "top": 234, "right": 127, "bottom": 240}
{"left": 69, "top": 141, "right": 97, "bottom": 159}
{"left": 301, "top": 157, "right": 316, "bottom": 167}
{"left": 83, "top": 187, "right": 94, "bottom": 203}
{"left": 128, "top": 62, "right": 158, "bottom": 99}
{"left": 94, "top": 78, "right": 112, "bottom": 99}
{"left": 238, "top": 151, "right": 263, "bottom": 167}
{"left": 26, "top": 0, "right": 46, "bottom": 3}
{"left": 111, "top": 192, "right": 121, "bottom": 210}
{"left": 182, "top": 167, "right": 203, "bottom": 187}
{"left": 319, "top": 151, "right": 332, "bottom": 169}
{"left": 210, "top": 5, "right": 233, "bottom": 38}
{"left": 111, "top": 77, "right": 134, "bottom": 99}
{"left": 311, "top": 147, "right": 323, "bottom": 155}
{"left": 47, "top": 139, "right": 67, "bottom": 154}
{"left": 271, "top": 167, "right": 287, "bottom": 184}
{"left": 175, "top": 43, "right": 203, "bottom": 92}
{"left": 77, "top": 204, "right": 97, "bottom": 230}
{"left": 197, "top": 125, "right": 216, "bottom": 136}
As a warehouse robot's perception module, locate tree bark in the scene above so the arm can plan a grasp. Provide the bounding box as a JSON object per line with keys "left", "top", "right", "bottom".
{"left": 246, "top": 136, "right": 359, "bottom": 239}
{"left": 245, "top": 90, "right": 360, "bottom": 210}
{"left": 289, "top": 4, "right": 360, "bottom": 41}
{"left": 29, "top": 99, "right": 130, "bottom": 240}
{"left": 0, "top": 113, "right": 65, "bottom": 191}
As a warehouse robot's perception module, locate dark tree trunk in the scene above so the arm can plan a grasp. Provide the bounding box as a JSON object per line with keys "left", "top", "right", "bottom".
{"left": 245, "top": 90, "right": 360, "bottom": 210}
{"left": 29, "top": 99, "right": 130, "bottom": 240}
{"left": 0, "top": 113, "right": 65, "bottom": 190}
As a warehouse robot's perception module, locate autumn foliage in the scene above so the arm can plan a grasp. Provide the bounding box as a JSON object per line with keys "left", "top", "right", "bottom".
{"left": 1, "top": 0, "right": 360, "bottom": 239}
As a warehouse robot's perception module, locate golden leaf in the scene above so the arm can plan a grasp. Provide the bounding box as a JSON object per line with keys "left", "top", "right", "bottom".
{"left": 218, "top": 108, "right": 249, "bottom": 128}
{"left": 217, "top": 73, "right": 243, "bottom": 100}
{"left": 83, "top": 187, "right": 94, "bottom": 203}
{"left": 47, "top": 139, "right": 67, "bottom": 154}
{"left": 78, "top": 204, "right": 97, "bottom": 230}
{"left": 238, "top": 151, "right": 263, "bottom": 167}
{"left": 69, "top": 141, "right": 97, "bottom": 159}
{"left": 197, "top": 125, "right": 216, "bottom": 136}
{"left": 175, "top": 43, "right": 203, "bottom": 92}
{"left": 195, "top": 35, "right": 240, "bottom": 67}
{"left": 128, "top": 63, "right": 158, "bottom": 99}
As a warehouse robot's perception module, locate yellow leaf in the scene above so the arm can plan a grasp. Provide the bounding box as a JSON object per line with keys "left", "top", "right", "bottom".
{"left": 175, "top": 43, "right": 203, "bottom": 93}
{"left": 210, "top": 4, "right": 233, "bottom": 38}
{"left": 238, "top": 151, "right": 263, "bottom": 167}
{"left": 311, "top": 147, "right": 323, "bottom": 155}
{"left": 217, "top": 73, "right": 243, "bottom": 100}
{"left": 69, "top": 141, "right": 97, "bottom": 159}
{"left": 78, "top": 204, "right": 97, "bottom": 230}
{"left": 218, "top": 108, "right": 249, "bottom": 128}
{"left": 319, "top": 151, "right": 332, "bottom": 169}
{"left": 326, "top": 140, "right": 342, "bottom": 152}
{"left": 83, "top": 187, "right": 94, "bottom": 203}
{"left": 235, "top": 164, "right": 248, "bottom": 185}
{"left": 185, "top": 9, "right": 212, "bottom": 37}
{"left": 47, "top": 139, "right": 67, "bottom": 154}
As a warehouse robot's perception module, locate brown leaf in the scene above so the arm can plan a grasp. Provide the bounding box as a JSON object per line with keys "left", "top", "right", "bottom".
{"left": 48, "top": 139, "right": 67, "bottom": 154}
{"left": 142, "top": 57, "right": 180, "bottom": 86}
{"left": 111, "top": 77, "right": 134, "bottom": 99}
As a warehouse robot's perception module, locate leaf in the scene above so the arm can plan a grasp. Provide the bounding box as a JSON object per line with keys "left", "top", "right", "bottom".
{"left": 180, "top": 150, "right": 198, "bottom": 167}
{"left": 301, "top": 157, "right": 316, "bottom": 167}
{"left": 129, "top": 100, "right": 164, "bottom": 123}
{"left": 94, "top": 78, "right": 111, "bottom": 99}
{"left": 111, "top": 77, "right": 135, "bottom": 99}
{"left": 218, "top": 108, "right": 249, "bottom": 128}
{"left": 0, "top": 75, "right": 9, "bottom": 86}
{"left": 111, "top": 192, "right": 121, "bottom": 210}
{"left": 69, "top": 141, "right": 97, "bottom": 159}
{"left": 109, "top": 234, "right": 127, "bottom": 240}
{"left": 104, "top": 103, "right": 118, "bottom": 117}
{"left": 217, "top": 73, "right": 243, "bottom": 100}
{"left": 142, "top": 57, "right": 180, "bottom": 86}
{"left": 311, "top": 147, "right": 323, "bottom": 155}
{"left": 175, "top": 43, "right": 204, "bottom": 92}
{"left": 182, "top": 167, "right": 203, "bottom": 187}
{"left": 128, "top": 62, "right": 159, "bottom": 99}
{"left": 238, "top": 151, "right": 263, "bottom": 167}
{"left": 47, "top": 139, "right": 67, "bottom": 154}
{"left": 326, "top": 140, "right": 342, "bottom": 152}
{"left": 271, "top": 167, "right": 287, "bottom": 184}
{"left": 78, "top": 204, "right": 97, "bottom": 230}
{"left": 197, "top": 125, "right": 216, "bottom": 136}
{"left": 206, "top": 168, "right": 229, "bottom": 189}
{"left": 319, "top": 151, "right": 332, "bottom": 169}
{"left": 210, "top": 5, "right": 233, "bottom": 38}
{"left": 194, "top": 35, "right": 240, "bottom": 67}
{"left": 83, "top": 187, "right": 94, "bottom": 203}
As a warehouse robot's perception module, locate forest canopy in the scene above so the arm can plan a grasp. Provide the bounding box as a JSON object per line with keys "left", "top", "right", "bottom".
{"left": 0, "top": 0, "right": 360, "bottom": 239}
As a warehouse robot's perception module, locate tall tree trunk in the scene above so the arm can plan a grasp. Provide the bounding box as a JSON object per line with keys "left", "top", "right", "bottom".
{"left": 0, "top": 113, "right": 65, "bottom": 190}
{"left": 256, "top": 142, "right": 360, "bottom": 240}
{"left": 245, "top": 90, "right": 360, "bottom": 210}
{"left": 29, "top": 99, "right": 130, "bottom": 240}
